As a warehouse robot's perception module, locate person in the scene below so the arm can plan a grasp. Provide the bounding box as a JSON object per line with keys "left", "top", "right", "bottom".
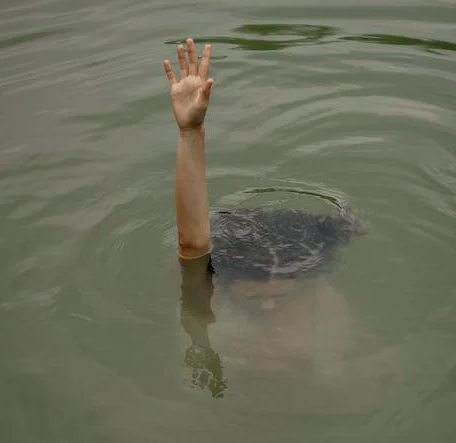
{"left": 164, "top": 39, "right": 356, "bottom": 397}
{"left": 164, "top": 39, "right": 225, "bottom": 396}
{"left": 164, "top": 35, "right": 357, "bottom": 282}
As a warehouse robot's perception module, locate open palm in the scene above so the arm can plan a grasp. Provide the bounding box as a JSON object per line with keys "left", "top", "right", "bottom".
{"left": 164, "top": 39, "right": 213, "bottom": 130}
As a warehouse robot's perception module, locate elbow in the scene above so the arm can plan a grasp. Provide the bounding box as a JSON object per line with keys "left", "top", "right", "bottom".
{"left": 178, "top": 230, "right": 211, "bottom": 258}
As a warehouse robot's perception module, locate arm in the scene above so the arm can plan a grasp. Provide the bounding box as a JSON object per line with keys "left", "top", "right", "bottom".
{"left": 164, "top": 38, "right": 214, "bottom": 258}
{"left": 176, "top": 127, "right": 210, "bottom": 256}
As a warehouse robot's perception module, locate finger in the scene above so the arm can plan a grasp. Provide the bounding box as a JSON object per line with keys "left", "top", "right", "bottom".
{"left": 198, "top": 44, "right": 212, "bottom": 81}
{"left": 176, "top": 44, "right": 188, "bottom": 79}
{"left": 163, "top": 60, "right": 177, "bottom": 86}
{"left": 186, "top": 38, "right": 198, "bottom": 76}
{"left": 201, "top": 78, "right": 214, "bottom": 98}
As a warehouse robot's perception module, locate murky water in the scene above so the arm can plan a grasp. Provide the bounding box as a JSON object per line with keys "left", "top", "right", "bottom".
{"left": 1, "top": 0, "right": 455, "bottom": 441}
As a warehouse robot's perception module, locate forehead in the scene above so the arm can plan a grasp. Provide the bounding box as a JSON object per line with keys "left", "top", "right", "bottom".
{"left": 229, "top": 278, "right": 299, "bottom": 298}
{"left": 218, "top": 277, "right": 317, "bottom": 309}
{"left": 212, "top": 278, "right": 319, "bottom": 333}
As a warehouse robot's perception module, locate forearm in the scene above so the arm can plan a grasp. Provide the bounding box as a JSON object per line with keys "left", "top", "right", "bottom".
{"left": 175, "top": 126, "right": 211, "bottom": 257}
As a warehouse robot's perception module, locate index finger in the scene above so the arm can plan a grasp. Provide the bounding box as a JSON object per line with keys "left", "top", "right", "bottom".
{"left": 198, "top": 44, "right": 212, "bottom": 81}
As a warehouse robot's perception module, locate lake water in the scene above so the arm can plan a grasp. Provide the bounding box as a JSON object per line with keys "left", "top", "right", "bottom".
{"left": 1, "top": 0, "right": 456, "bottom": 441}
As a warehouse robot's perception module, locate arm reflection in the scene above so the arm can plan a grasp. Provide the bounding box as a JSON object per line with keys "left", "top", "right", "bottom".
{"left": 179, "top": 255, "right": 227, "bottom": 398}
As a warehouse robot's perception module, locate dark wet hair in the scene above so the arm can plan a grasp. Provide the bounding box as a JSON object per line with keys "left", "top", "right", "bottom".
{"left": 209, "top": 208, "right": 358, "bottom": 285}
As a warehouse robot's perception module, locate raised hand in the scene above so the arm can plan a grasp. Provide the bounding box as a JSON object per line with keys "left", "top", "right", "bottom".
{"left": 164, "top": 38, "right": 214, "bottom": 131}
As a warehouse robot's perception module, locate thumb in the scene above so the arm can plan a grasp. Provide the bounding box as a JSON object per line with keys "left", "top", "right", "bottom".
{"left": 202, "top": 78, "right": 214, "bottom": 98}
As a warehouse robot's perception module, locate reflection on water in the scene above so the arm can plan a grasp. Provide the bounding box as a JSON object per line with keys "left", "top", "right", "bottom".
{"left": 340, "top": 34, "right": 456, "bottom": 54}
{"left": 166, "top": 23, "right": 456, "bottom": 53}
{"left": 180, "top": 274, "right": 227, "bottom": 398}
{"left": 166, "top": 23, "right": 336, "bottom": 50}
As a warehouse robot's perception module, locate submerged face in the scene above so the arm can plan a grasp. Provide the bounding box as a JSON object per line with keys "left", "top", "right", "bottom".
{"left": 221, "top": 277, "right": 302, "bottom": 314}
{"left": 179, "top": 251, "right": 351, "bottom": 396}
{"left": 183, "top": 273, "right": 321, "bottom": 379}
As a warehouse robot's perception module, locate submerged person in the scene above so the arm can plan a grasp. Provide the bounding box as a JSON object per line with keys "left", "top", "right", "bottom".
{"left": 164, "top": 39, "right": 357, "bottom": 397}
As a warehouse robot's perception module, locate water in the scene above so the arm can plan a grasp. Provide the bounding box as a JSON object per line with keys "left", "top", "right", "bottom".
{"left": 1, "top": 0, "right": 455, "bottom": 441}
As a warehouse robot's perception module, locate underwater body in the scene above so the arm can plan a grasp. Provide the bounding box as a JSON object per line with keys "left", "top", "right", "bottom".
{"left": 180, "top": 205, "right": 358, "bottom": 396}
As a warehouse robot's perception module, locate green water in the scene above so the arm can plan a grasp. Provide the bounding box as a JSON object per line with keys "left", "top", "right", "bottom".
{"left": 1, "top": 0, "right": 456, "bottom": 441}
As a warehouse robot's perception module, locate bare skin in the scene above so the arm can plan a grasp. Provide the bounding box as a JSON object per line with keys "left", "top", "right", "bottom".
{"left": 163, "top": 38, "right": 214, "bottom": 258}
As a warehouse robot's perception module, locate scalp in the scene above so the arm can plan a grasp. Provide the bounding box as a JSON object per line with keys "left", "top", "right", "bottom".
{"left": 210, "top": 209, "right": 357, "bottom": 284}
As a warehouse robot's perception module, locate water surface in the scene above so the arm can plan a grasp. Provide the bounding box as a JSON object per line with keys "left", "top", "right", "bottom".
{"left": 1, "top": 0, "right": 456, "bottom": 442}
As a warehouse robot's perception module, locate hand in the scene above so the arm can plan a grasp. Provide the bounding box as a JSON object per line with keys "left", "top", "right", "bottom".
{"left": 164, "top": 38, "right": 214, "bottom": 131}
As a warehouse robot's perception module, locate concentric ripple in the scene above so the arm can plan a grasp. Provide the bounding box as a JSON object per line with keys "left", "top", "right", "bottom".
{"left": 1, "top": 0, "right": 456, "bottom": 441}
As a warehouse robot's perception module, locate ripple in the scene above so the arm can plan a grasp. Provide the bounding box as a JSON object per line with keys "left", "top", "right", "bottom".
{"left": 1, "top": 0, "right": 456, "bottom": 435}
{"left": 215, "top": 182, "right": 349, "bottom": 213}
{"left": 188, "top": 18, "right": 456, "bottom": 322}
{"left": 243, "top": 186, "right": 347, "bottom": 211}
{"left": 0, "top": 28, "right": 71, "bottom": 50}
{"left": 65, "top": 93, "right": 168, "bottom": 139}
{"left": 166, "top": 23, "right": 337, "bottom": 50}
{"left": 166, "top": 22, "right": 456, "bottom": 53}
{"left": 232, "top": 5, "right": 456, "bottom": 25}
{"left": 340, "top": 34, "right": 456, "bottom": 54}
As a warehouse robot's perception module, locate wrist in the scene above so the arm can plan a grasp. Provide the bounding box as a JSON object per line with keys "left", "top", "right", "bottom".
{"left": 179, "top": 125, "right": 205, "bottom": 138}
